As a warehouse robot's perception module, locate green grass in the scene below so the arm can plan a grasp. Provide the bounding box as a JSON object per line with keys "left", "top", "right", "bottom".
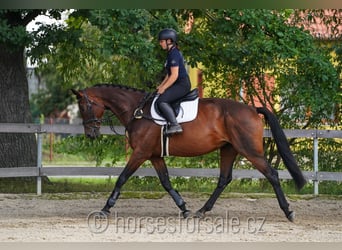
{"left": 42, "top": 152, "right": 98, "bottom": 166}
{"left": 1, "top": 176, "right": 341, "bottom": 198}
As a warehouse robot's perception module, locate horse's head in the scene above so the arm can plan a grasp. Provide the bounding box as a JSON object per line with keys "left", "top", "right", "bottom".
{"left": 71, "top": 89, "right": 105, "bottom": 139}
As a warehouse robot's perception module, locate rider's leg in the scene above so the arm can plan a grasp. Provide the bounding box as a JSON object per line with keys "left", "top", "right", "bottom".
{"left": 157, "top": 102, "right": 183, "bottom": 135}
{"left": 156, "top": 79, "right": 190, "bottom": 135}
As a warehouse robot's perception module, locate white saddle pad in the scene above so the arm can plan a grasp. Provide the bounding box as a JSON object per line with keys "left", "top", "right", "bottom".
{"left": 150, "top": 96, "right": 199, "bottom": 125}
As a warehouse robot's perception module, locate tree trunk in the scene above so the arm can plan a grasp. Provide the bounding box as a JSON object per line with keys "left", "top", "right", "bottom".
{"left": 0, "top": 44, "right": 37, "bottom": 168}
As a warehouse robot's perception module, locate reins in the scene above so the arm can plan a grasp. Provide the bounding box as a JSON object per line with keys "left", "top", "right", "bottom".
{"left": 132, "top": 91, "right": 165, "bottom": 122}
{"left": 82, "top": 88, "right": 165, "bottom": 136}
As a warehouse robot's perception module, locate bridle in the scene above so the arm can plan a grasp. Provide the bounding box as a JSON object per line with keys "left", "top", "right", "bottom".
{"left": 81, "top": 89, "right": 162, "bottom": 135}
{"left": 80, "top": 90, "right": 122, "bottom": 135}
{"left": 81, "top": 90, "right": 104, "bottom": 130}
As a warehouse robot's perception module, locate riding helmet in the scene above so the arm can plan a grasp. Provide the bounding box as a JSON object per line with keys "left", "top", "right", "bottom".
{"left": 158, "top": 28, "right": 177, "bottom": 42}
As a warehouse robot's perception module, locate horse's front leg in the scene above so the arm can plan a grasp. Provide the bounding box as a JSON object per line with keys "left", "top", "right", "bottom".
{"left": 151, "top": 157, "right": 190, "bottom": 218}
{"left": 102, "top": 151, "right": 146, "bottom": 214}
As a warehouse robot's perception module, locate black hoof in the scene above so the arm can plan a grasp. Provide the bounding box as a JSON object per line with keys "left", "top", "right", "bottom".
{"left": 182, "top": 210, "right": 191, "bottom": 218}
{"left": 287, "top": 211, "right": 295, "bottom": 222}
{"left": 101, "top": 207, "right": 111, "bottom": 216}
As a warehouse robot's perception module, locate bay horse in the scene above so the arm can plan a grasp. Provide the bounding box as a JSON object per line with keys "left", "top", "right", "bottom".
{"left": 71, "top": 84, "right": 306, "bottom": 222}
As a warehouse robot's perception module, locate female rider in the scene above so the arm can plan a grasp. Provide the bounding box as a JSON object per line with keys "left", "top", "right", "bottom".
{"left": 156, "top": 28, "right": 191, "bottom": 135}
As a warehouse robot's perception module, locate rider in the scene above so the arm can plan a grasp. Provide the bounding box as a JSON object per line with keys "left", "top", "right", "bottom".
{"left": 156, "top": 28, "right": 191, "bottom": 135}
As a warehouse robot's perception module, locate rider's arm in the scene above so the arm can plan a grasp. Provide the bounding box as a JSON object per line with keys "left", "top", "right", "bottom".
{"left": 157, "top": 66, "right": 179, "bottom": 94}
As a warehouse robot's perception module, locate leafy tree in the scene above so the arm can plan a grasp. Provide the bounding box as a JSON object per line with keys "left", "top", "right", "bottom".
{"left": 182, "top": 10, "right": 340, "bottom": 126}
{"left": 43, "top": 9, "right": 182, "bottom": 90}
{"left": 0, "top": 10, "right": 68, "bottom": 168}
{"left": 0, "top": 9, "right": 88, "bottom": 168}
{"left": 43, "top": 9, "right": 339, "bottom": 129}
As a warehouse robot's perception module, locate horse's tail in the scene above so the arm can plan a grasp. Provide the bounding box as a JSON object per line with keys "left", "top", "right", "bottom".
{"left": 256, "top": 107, "right": 307, "bottom": 190}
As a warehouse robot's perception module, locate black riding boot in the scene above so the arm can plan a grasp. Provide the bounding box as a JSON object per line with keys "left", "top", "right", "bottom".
{"left": 158, "top": 102, "right": 183, "bottom": 135}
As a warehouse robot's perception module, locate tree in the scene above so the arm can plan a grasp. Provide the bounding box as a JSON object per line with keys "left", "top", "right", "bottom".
{"left": 181, "top": 9, "right": 340, "bottom": 168}
{"left": 181, "top": 10, "right": 340, "bottom": 126}
{"left": 45, "top": 9, "right": 179, "bottom": 90}
{"left": 0, "top": 10, "right": 71, "bottom": 168}
{"left": 43, "top": 9, "right": 339, "bottom": 129}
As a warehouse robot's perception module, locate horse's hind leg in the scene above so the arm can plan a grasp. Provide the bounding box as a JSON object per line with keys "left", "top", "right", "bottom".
{"left": 247, "top": 155, "right": 294, "bottom": 221}
{"left": 196, "top": 144, "right": 237, "bottom": 217}
{"left": 151, "top": 157, "right": 190, "bottom": 218}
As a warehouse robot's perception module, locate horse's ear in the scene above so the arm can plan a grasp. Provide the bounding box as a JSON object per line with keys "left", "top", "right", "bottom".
{"left": 70, "top": 89, "right": 82, "bottom": 99}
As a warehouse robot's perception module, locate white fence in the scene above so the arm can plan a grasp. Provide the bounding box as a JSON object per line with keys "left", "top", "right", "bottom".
{"left": 0, "top": 123, "right": 341, "bottom": 195}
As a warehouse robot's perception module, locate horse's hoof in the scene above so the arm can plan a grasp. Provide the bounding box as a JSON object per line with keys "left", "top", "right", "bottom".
{"left": 101, "top": 208, "right": 111, "bottom": 216}
{"left": 287, "top": 211, "right": 295, "bottom": 222}
{"left": 182, "top": 210, "right": 191, "bottom": 218}
{"left": 194, "top": 210, "right": 205, "bottom": 218}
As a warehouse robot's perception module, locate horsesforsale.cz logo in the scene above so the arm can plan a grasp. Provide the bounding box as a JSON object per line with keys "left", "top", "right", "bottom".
{"left": 86, "top": 210, "right": 266, "bottom": 235}
{"left": 87, "top": 211, "right": 109, "bottom": 234}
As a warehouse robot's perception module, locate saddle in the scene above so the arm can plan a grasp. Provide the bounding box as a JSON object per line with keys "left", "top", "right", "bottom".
{"left": 151, "top": 88, "right": 200, "bottom": 126}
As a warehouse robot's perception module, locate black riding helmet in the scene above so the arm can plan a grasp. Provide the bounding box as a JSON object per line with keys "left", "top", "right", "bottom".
{"left": 158, "top": 28, "right": 177, "bottom": 43}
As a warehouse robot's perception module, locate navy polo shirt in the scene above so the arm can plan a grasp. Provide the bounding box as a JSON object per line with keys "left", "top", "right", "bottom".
{"left": 165, "top": 47, "right": 188, "bottom": 80}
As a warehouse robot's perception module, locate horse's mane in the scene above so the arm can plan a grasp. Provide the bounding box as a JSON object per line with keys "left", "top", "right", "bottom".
{"left": 90, "top": 83, "right": 147, "bottom": 94}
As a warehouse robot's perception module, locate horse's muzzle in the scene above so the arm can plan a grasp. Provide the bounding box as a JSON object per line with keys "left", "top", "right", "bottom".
{"left": 85, "top": 127, "right": 100, "bottom": 139}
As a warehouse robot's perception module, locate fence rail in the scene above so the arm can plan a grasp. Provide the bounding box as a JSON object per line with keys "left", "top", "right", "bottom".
{"left": 1, "top": 123, "right": 340, "bottom": 138}
{"left": 0, "top": 123, "right": 341, "bottom": 195}
{"left": 1, "top": 166, "right": 342, "bottom": 182}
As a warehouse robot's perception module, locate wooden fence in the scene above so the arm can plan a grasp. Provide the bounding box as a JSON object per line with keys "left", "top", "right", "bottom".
{"left": 0, "top": 123, "right": 341, "bottom": 195}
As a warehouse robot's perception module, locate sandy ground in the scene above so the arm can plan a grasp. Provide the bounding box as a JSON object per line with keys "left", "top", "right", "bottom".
{"left": 0, "top": 193, "right": 341, "bottom": 242}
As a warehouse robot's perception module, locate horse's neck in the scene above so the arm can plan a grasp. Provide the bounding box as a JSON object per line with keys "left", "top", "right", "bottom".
{"left": 101, "top": 89, "right": 142, "bottom": 126}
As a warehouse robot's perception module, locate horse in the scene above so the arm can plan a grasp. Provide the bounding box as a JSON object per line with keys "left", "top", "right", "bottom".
{"left": 71, "top": 84, "right": 306, "bottom": 222}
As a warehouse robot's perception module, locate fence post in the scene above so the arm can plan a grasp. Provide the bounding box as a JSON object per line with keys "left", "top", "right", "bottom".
{"left": 36, "top": 128, "right": 43, "bottom": 195}
{"left": 313, "top": 132, "right": 319, "bottom": 195}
